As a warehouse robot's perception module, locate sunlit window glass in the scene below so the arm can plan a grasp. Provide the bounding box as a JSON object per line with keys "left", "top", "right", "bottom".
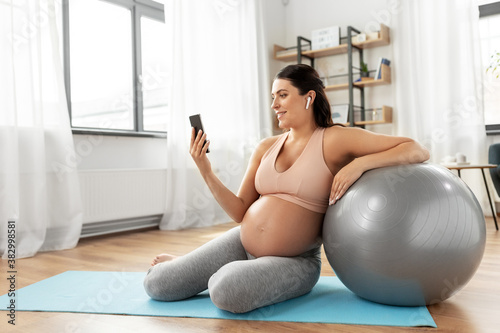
{"left": 141, "top": 16, "right": 170, "bottom": 132}
{"left": 69, "top": 0, "right": 134, "bottom": 130}
{"left": 479, "top": 12, "right": 500, "bottom": 125}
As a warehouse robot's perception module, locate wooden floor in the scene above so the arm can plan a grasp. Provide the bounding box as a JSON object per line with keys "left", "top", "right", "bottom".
{"left": 3, "top": 218, "right": 500, "bottom": 333}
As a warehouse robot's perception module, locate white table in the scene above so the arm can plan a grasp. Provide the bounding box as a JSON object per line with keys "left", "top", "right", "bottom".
{"left": 442, "top": 163, "right": 498, "bottom": 231}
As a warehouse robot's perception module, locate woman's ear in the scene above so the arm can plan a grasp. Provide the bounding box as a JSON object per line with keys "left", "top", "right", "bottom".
{"left": 306, "top": 96, "right": 312, "bottom": 109}
{"left": 305, "top": 90, "right": 316, "bottom": 109}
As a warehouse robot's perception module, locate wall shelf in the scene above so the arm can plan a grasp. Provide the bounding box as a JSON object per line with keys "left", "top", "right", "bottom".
{"left": 273, "top": 45, "right": 298, "bottom": 62}
{"left": 273, "top": 24, "right": 390, "bottom": 61}
{"left": 354, "top": 64, "right": 391, "bottom": 87}
{"left": 324, "top": 64, "right": 391, "bottom": 91}
{"left": 351, "top": 24, "right": 390, "bottom": 49}
{"left": 301, "top": 44, "right": 349, "bottom": 58}
{"left": 356, "top": 106, "right": 393, "bottom": 125}
{"left": 339, "top": 106, "right": 392, "bottom": 126}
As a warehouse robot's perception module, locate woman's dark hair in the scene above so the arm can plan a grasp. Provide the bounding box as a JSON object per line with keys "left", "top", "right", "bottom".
{"left": 275, "top": 64, "right": 335, "bottom": 128}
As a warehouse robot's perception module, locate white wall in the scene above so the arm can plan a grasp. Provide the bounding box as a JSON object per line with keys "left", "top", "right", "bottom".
{"left": 283, "top": 0, "right": 391, "bottom": 45}
{"left": 73, "top": 135, "right": 167, "bottom": 170}
{"left": 260, "top": 0, "right": 287, "bottom": 91}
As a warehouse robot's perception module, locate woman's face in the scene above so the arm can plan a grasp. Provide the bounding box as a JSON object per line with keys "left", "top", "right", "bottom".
{"left": 271, "top": 79, "right": 309, "bottom": 129}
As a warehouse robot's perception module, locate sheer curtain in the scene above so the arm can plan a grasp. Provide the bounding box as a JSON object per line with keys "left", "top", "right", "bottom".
{"left": 160, "top": 0, "right": 271, "bottom": 230}
{"left": 0, "top": 0, "right": 83, "bottom": 258}
{"left": 392, "top": 0, "right": 488, "bottom": 211}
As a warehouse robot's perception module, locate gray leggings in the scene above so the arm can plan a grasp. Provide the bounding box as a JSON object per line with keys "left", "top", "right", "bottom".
{"left": 143, "top": 226, "right": 322, "bottom": 313}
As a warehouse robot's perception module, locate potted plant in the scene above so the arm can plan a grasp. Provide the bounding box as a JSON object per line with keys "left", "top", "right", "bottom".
{"left": 360, "top": 61, "right": 370, "bottom": 78}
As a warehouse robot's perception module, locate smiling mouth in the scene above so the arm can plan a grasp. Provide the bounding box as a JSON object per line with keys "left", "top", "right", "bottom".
{"left": 276, "top": 111, "right": 287, "bottom": 119}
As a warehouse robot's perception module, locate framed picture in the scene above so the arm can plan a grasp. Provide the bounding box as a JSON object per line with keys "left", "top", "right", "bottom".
{"left": 311, "top": 26, "right": 340, "bottom": 50}
{"left": 332, "top": 104, "right": 349, "bottom": 124}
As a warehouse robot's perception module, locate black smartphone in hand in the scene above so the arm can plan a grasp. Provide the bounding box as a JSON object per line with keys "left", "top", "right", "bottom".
{"left": 189, "top": 114, "right": 210, "bottom": 153}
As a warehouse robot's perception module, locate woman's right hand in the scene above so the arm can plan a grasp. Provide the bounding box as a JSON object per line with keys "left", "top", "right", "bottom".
{"left": 189, "top": 127, "right": 211, "bottom": 175}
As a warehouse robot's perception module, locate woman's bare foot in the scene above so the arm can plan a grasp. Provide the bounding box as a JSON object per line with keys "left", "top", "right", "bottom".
{"left": 151, "top": 253, "right": 178, "bottom": 266}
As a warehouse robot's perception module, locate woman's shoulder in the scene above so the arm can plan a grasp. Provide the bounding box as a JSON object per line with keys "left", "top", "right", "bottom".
{"left": 324, "top": 124, "right": 348, "bottom": 139}
{"left": 323, "top": 125, "right": 366, "bottom": 154}
{"left": 256, "top": 134, "right": 282, "bottom": 152}
{"left": 324, "top": 125, "right": 363, "bottom": 139}
{"left": 247, "top": 134, "right": 282, "bottom": 164}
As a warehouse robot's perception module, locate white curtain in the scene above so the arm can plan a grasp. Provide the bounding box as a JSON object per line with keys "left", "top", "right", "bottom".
{"left": 392, "top": 0, "right": 488, "bottom": 212}
{"left": 0, "top": 1, "right": 83, "bottom": 258}
{"left": 160, "top": 0, "right": 272, "bottom": 230}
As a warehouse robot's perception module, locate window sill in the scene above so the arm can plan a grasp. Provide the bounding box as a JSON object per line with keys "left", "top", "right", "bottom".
{"left": 72, "top": 128, "right": 167, "bottom": 138}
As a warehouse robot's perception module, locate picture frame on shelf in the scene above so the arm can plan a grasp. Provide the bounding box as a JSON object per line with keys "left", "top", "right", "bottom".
{"left": 332, "top": 104, "right": 349, "bottom": 124}
{"left": 311, "top": 26, "right": 340, "bottom": 50}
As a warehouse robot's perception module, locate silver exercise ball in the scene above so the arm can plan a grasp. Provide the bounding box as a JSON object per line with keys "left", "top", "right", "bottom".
{"left": 323, "top": 163, "right": 486, "bottom": 306}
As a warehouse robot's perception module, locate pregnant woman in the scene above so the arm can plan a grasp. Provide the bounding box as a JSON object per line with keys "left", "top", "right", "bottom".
{"left": 143, "top": 64, "right": 429, "bottom": 313}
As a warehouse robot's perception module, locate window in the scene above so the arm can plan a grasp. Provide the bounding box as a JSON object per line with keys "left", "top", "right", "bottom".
{"left": 479, "top": 1, "right": 500, "bottom": 134}
{"left": 140, "top": 15, "right": 170, "bottom": 132}
{"left": 63, "top": 0, "right": 170, "bottom": 136}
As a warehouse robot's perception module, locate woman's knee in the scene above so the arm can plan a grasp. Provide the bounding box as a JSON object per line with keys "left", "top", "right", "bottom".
{"left": 143, "top": 265, "right": 169, "bottom": 300}
{"left": 208, "top": 266, "right": 254, "bottom": 313}
{"left": 143, "top": 264, "right": 186, "bottom": 301}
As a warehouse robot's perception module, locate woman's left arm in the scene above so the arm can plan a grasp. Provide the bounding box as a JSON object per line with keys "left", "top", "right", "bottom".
{"left": 328, "top": 127, "right": 430, "bottom": 204}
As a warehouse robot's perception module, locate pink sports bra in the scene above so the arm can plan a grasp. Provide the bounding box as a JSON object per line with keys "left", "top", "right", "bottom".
{"left": 255, "top": 127, "right": 334, "bottom": 213}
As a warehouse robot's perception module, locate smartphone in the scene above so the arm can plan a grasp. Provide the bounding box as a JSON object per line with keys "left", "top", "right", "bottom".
{"left": 189, "top": 114, "right": 210, "bottom": 153}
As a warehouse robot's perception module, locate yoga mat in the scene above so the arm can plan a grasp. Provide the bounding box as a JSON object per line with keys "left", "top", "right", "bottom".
{"left": 0, "top": 271, "right": 436, "bottom": 327}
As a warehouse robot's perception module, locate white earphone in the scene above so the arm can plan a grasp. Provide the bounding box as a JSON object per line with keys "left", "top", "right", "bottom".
{"left": 305, "top": 96, "right": 312, "bottom": 109}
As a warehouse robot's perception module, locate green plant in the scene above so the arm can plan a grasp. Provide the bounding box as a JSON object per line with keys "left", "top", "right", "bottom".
{"left": 360, "top": 61, "right": 369, "bottom": 77}
{"left": 486, "top": 51, "right": 500, "bottom": 78}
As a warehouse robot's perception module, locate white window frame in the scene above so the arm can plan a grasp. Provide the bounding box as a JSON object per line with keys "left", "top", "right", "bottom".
{"left": 62, "top": 0, "right": 167, "bottom": 137}
{"left": 480, "top": 1, "right": 500, "bottom": 135}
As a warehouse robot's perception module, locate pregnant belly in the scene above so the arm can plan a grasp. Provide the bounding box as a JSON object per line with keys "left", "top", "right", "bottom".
{"left": 240, "top": 195, "right": 324, "bottom": 257}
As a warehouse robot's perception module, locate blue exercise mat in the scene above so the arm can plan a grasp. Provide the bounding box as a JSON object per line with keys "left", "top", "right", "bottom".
{"left": 0, "top": 271, "right": 436, "bottom": 327}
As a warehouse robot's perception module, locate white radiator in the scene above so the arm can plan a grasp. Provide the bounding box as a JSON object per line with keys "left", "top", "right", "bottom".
{"left": 78, "top": 169, "right": 167, "bottom": 237}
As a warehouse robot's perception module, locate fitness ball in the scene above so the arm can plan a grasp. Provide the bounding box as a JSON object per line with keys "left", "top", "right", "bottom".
{"left": 323, "top": 163, "right": 486, "bottom": 306}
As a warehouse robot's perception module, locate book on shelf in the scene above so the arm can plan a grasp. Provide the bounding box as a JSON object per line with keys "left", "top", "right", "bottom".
{"left": 374, "top": 58, "right": 390, "bottom": 80}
